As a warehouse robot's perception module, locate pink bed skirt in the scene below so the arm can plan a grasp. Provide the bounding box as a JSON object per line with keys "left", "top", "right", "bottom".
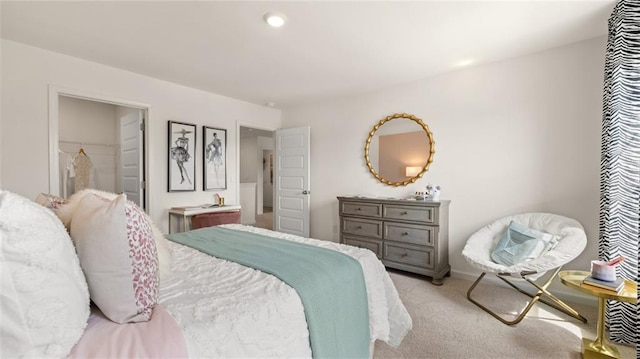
{"left": 69, "top": 304, "right": 188, "bottom": 358}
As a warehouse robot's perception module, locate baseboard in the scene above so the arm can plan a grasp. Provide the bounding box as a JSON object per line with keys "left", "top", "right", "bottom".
{"left": 450, "top": 270, "right": 597, "bottom": 307}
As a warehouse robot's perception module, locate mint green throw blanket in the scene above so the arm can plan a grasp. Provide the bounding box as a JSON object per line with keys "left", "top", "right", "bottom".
{"left": 165, "top": 227, "right": 370, "bottom": 358}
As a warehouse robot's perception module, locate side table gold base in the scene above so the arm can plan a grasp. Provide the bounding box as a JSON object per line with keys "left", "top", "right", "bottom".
{"left": 559, "top": 272, "right": 636, "bottom": 359}
{"left": 582, "top": 337, "right": 620, "bottom": 359}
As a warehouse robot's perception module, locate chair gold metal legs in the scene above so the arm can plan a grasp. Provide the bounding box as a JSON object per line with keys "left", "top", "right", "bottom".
{"left": 466, "top": 267, "right": 588, "bottom": 325}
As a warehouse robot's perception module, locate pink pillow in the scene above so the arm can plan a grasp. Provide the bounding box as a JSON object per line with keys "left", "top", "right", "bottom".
{"left": 70, "top": 193, "right": 158, "bottom": 323}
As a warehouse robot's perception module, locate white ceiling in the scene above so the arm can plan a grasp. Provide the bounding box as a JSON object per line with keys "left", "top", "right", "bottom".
{"left": 0, "top": 1, "right": 615, "bottom": 109}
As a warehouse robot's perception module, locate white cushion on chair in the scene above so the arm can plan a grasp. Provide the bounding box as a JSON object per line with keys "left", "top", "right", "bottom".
{"left": 462, "top": 213, "right": 587, "bottom": 278}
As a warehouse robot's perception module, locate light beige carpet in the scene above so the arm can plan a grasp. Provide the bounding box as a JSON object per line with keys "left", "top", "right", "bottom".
{"left": 374, "top": 270, "right": 637, "bottom": 359}
{"left": 254, "top": 207, "right": 273, "bottom": 230}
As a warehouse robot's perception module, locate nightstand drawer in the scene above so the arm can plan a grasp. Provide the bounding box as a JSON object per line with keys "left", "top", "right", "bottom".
{"left": 384, "top": 242, "right": 434, "bottom": 269}
{"left": 341, "top": 201, "right": 382, "bottom": 218}
{"left": 384, "top": 223, "right": 435, "bottom": 246}
{"left": 342, "top": 218, "right": 383, "bottom": 238}
{"left": 383, "top": 205, "right": 435, "bottom": 223}
{"left": 343, "top": 236, "right": 382, "bottom": 258}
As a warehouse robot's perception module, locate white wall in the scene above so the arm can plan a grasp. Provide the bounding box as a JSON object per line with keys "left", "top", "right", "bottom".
{"left": 239, "top": 182, "right": 256, "bottom": 225}
{"left": 59, "top": 96, "right": 118, "bottom": 144}
{"left": 239, "top": 137, "right": 259, "bottom": 183}
{"left": 0, "top": 40, "right": 281, "bottom": 232}
{"left": 282, "top": 36, "right": 606, "bottom": 283}
{"left": 256, "top": 135, "right": 274, "bottom": 214}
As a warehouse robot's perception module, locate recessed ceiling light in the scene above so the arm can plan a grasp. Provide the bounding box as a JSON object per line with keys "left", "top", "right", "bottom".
{"left": 264, "top": 12, "right": 287, "bottom": 28}
{"left": 456, "top": 59, "right": 475, "bottom": 67}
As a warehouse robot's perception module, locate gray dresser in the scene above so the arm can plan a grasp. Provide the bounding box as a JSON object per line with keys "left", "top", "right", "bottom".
{"left": 338, "top": 196, "right": 450, "bottom": 285}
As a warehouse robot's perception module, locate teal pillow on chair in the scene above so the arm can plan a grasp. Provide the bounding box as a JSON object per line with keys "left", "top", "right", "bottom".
{"left": 490, "top": 221, "right": 559, "bottom": 267}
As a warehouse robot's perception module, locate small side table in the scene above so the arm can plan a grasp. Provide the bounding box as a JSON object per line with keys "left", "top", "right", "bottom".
{"left": 559, "top": 270, "right": 637, "bottom": 359}
{"left": 168, "top": 205, "right": 242, "bottom": 233}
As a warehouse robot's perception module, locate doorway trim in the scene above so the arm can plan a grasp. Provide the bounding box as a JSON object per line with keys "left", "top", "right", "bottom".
{"left": 48, "top": 85, "right": 151, "bottom": 210}
{"left": 235, "top": 120, "right": 277, "bottom": 219}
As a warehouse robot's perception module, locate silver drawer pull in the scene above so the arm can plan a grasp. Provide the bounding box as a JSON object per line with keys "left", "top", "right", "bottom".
{"left": 401, "top": 253, "right": 409, "bottom": 257}
{"left": 400, "top": 211, "right": 408, "bottom": 215}
{"left": 401, "top": 232, "right": 409, "bottom": 236}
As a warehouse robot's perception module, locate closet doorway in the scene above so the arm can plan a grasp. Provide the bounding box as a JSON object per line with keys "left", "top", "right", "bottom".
{"left": 48, "top": 87, "right": 149, "bottom": 210}
{"left": 239, "top": 125, "right": 274, "bottom": 229}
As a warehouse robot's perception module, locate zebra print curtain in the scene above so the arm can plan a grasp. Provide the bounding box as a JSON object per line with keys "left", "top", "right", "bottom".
{"left": 600, "top": 0, "right": 639, "bottom": 347}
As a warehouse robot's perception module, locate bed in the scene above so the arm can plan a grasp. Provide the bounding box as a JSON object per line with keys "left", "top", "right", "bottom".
{"left": 1, "top": 190, "right": 412, "bottom": 358}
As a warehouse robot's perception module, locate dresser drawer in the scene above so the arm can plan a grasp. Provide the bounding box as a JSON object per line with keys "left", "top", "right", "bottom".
{"left": 383, "top": 205, "right": 435, "bottom": 223}
{"left": 342, "top": 218, "right": 383, "bottom": 239}
{"left": 341, "top": 201, "right": 382, "bottom": 218}
{"left": 384, "top": 222, "right": 435, "bottom": 246}
{"left": 343, "top": 236, "right": 382, "bottom": 258}
{"left": 338, "top": 196, "right": 450, "bottom": 285}
{"left": 384, "top": 242, "right": 434, "bottom": 269}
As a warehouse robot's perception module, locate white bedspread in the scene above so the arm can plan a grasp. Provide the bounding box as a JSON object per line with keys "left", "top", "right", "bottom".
{"left": 159, "top": 224, "right": 412, "bottom": 358}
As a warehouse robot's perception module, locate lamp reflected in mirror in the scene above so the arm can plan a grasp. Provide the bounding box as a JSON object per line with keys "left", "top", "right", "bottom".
{"left": 405, "top": 166, "right": 422, "bottom": 178}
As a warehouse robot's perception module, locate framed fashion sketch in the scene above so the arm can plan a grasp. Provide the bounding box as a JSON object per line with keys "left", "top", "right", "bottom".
{"left": 168, "top": 121, "right": 196, "bottom": 192}
{"left": 203, "top": 126, "right": 227, "bottom": 190}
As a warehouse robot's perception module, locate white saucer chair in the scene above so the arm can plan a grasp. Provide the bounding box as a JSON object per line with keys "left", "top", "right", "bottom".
{"left": 462, "top": 212, "right": 588, "bottom": 325}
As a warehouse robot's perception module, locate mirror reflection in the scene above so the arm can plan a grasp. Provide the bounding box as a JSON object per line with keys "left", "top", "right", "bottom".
{"left": 365, "top": 113, "right": 434, "bottom": 186}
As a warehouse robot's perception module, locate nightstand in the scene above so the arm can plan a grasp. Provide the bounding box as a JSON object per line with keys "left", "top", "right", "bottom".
{"left": 559, "top": 270, "right": 637, "bottom": 359}
{"left": 168, "top": 205, "right": 241, "bottom": 233}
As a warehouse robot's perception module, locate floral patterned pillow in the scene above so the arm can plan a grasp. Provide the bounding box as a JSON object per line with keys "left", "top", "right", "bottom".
{"left": 70, "top": 193, "right": 158, "bottom": 323}
{"left": 34, "top": 193, "right": 68, "bottom": 213}
{"left": 123, "top": 198, "right": 159, "bottom": 317}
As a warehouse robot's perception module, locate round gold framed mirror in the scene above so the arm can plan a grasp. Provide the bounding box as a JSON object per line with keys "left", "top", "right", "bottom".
{"left": 364, "top": 113, "right": 435, "bottom": 186}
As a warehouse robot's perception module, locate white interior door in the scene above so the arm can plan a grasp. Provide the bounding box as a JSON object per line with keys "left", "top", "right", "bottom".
{"left": 119, "top": 110, "right": 144, "bottom": 207}
{"left": 274, "top": 126, "right": 310, "bottom": 237}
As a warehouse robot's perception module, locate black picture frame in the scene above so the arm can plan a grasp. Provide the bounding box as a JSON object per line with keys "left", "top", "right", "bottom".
{"left": 203, "top": 126, "right": 227, "bottom": 190}
{"left": 168, "top": 121, "right": 196, "bottom": 192}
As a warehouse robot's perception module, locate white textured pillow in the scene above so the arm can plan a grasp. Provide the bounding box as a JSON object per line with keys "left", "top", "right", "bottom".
{"left": 70, "top": 193, "right": 159, "bottom": 323}
{"left": 0, "top": 190, "right": 90, "bottom": 358}
{"left": 57, "top": 189, "right": 172, "bottom": 282}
